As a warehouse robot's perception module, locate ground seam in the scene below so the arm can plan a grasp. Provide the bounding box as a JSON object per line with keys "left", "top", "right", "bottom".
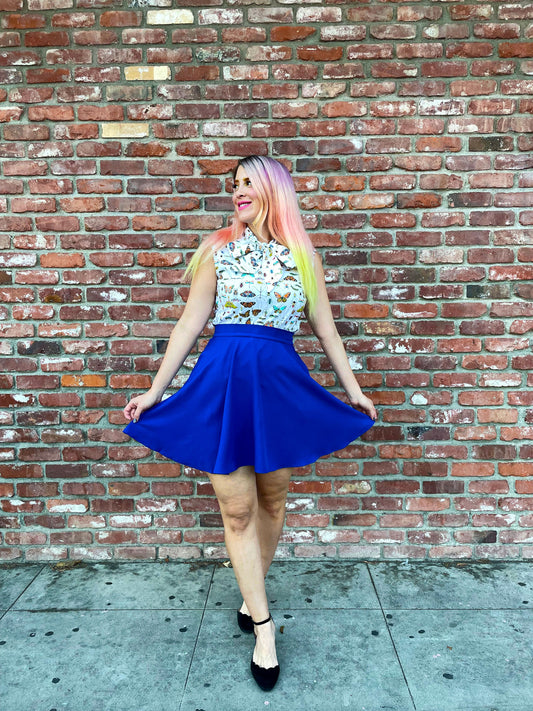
{"left": 178, "top": 562, "right": 216, "bottom": 711}
{"left": 366, "top": 562, "right": 418, "bottom": 711}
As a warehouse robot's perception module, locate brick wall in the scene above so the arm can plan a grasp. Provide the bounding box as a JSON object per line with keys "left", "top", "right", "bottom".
{"left": 1, "top": 0, "right": 533, "bottom": 563}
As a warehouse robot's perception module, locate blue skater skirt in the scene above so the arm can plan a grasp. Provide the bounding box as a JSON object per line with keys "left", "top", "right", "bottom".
{"left": 123, "top": 323, "right": 375, "bottom": 475}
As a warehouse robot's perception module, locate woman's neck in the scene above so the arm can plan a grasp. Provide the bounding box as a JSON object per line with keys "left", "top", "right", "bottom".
{"left": 248, "top": 222, "right": 272, "bottom": 243}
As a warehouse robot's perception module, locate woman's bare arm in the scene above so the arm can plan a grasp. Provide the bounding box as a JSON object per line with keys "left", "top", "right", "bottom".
{"left": 124, "top": 254, "right": 217, "bottom": 421}
{"left": 304, "top": 251, "right": 377, "bottom": 420}
{"left": 149, "top": 254, "right": 217, "bottom": 398}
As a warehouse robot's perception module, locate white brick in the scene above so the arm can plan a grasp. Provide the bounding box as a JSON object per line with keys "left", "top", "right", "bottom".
{"left": 124, "top": 66, "right": 171, "bottom": 81}
{"left": 147, "top": 9, "right": 193, "bottom": 24}
{"left": 28, "top": 0, "right": 72, "bottom": 8}
{"left": 198, "top": 9, "right": 243, "bottom": 24}
{"left": 101, "top": 123, "right": 149, "bottom": 138}
{"left": 203, "top": 121, "right": 248, "bottom": 137}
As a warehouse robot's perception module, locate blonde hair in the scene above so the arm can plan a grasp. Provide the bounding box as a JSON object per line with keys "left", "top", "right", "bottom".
{"left": 184, "top": 155, "right": 318, "bottom": 313}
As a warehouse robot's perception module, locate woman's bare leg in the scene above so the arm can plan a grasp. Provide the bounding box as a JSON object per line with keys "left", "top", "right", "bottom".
{"left": 208, "top": 466, "right": 277, "bottom": 669}
{"left": 256, "top": 466, "right": 292, "bottom": 571}
{"left": 239, "top": 466, "right": 292, "bottom": 617}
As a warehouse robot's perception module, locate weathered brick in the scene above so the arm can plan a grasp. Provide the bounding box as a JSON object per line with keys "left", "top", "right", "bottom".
{"left": 371, "top": 62, "right": 418, "bottom": 79}
{"left": 25, "top": 30, "right": 69, "bottom": 46}
{"left": 52, "top": 12, "right": 94, "bottom": 28}
{"left": 451, "top": 80, "right": 497, "bottom": 96}
{"left": 500, "top": 42, "right": 533, "bottom": 58}
{"left": 399, "top": 43, "right": 443, "bottom": 60}
{"left": 348, "top": 44, "right": 392, "bottom": 60}
{"left": 421, "top": 61, "right": 468, "bottom": 77}
{"left": 72, "top": 29, "right": 117, "bottom": 45}
{"left": 370, "top": 25, "right": 416, "bottom": 41}
{"left": 446, "top": 42, "right": 493, "bottom": 59}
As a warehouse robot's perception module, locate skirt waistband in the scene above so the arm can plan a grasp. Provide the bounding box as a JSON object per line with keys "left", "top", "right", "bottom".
{"left": 212, "top": 323, "right": 294, "bottom": 344}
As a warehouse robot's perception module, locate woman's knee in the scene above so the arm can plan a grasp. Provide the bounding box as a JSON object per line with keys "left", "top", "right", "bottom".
{"left": 208, "top": 467, "right": 257, "bottom": 534}
{"left": 258, "top": 494, "right": 287, "bottom": 521}
{"left": 221, "top": 500, "right": 257, "bottom": 534}
{"left": 256, "top": 468, "right": 291, "bottom": 521}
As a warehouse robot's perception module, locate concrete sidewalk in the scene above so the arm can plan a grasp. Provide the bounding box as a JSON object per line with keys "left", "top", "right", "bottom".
{"left": 1, "top": 559, "right": 532, "bottom": 711}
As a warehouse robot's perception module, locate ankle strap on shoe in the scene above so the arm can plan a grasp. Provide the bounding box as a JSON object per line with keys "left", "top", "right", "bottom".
{"left": 253, "top": 614, "right": 272, "bottom": 626}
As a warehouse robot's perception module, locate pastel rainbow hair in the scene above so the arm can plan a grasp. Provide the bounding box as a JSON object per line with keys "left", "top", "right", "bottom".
{"left": 184, "top": 155, "right": 318, "bottom": 314}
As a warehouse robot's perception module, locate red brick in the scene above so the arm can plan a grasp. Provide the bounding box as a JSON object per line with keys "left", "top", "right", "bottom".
{"left": 451, "top": 80, "right": 497, "bottom": 96}
{"left": 121, "top": 27, "right": 165, "bottom": 44}
{"left": 450, "top": 5, "right": 494, "bottom": 20}
{"left": 145, "top": 48, "right": 191, "bottom": 65}
{"left": 169, "top": 28, "right": 214, "bottom": 46}
{"left": 46, "top": 48, "right": 92, "bottom": 64}
{"left": 370, "top": 24, "right": 415, "bottom": 41}
{"left": 175, "top": 65, "right": 220, "bottom": 82}
{"left": 348, "top": 44, "right": 392, "bottom": 61}
{"left": 4, "top": 13, "right": 45, "bottom": 29}
{"left": 446, "top": 42, "right": 493, "bottom": 58}
{"left": 52, "top": 12, "right": 95, "bottom": 28}
{"left": 371, "top": 62, "right": 418, "bottom": 79}
{"left": 285, "top": 514, "right": 330, "bottom": 528}
{"left": 100, "top": 10, "right": 140, "bottom": 26}
{"left": 471, "top": 60, "right": 516, "bottom": 76}
{"left": 365, "top": 137, "right": 410, "bottom": 154}
{"left": 421, "top": 61, "right": 468, "bottom": 77}
{"left": 352, "top": 119, "right": 396, "bottom": 137}
{"left": 416, "top": 136, "right": 462, "bottom": 153}
{"left": 369, "top": 100, "right": 415, "bottom": 118}
{"left": 218, "top": 28, "right": 263, "bottom": 44}
{"left": 499, "top": 42, "right": 533, "bottom": 58}
{"left": 298, "top": 46, "right": 343, "bottom": 62}
{"left": 25, "top": 31, "right": 69, "bottom": 46}
{"left": 500, "top": 5, "right": 533, "bottom": 19}
{"left": 397, "top": 43, "right": 443, "bottom": 59}
{"left": 73, "top": 29, "right": 117, "bottom": 45}
{"left": 349, "top": 81, "right": 395, "bottom": 98}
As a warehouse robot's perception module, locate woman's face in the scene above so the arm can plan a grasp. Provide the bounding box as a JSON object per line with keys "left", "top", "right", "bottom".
{"left": 232, "top": 165, "right": 261, "bottom": 225}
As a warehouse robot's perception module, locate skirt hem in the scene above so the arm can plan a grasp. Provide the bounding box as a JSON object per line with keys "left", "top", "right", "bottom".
{"left": 122, "top": 426, "right": 370, "bottom": 475}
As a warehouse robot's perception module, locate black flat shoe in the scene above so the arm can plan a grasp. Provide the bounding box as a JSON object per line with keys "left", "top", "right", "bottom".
{"left": 250, "top": 615, "right": 280, "bottom": 691}
{"left": 237, "top": 609, "right": 254, "bottom": 633}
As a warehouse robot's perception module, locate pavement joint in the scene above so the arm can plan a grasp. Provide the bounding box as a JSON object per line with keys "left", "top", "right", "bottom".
{"left": 366, "top": 561, "right": 418, "bottom": 711}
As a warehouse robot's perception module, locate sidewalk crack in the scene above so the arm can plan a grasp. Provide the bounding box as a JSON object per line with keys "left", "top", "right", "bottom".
{"left": 0, "top": 564, "right": 46, "bottom": 622}
{"left": 366, "top": 562, "right": 417, "bottom": 711}
{"left": 178, "top": 562, "right": 215, "bottom": 711}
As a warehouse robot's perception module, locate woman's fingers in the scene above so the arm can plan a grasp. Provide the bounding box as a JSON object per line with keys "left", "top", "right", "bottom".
{"left": 124, "top": 391, "right": 159, "bottom": 422}
{"left": 124, "top": 398, "right": 139, "bottom": 421}
{"left": 351, "top": 395, "right": 377, "bottom": 421}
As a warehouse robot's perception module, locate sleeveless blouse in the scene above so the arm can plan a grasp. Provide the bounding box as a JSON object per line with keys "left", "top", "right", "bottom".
{"left": 212, "top": 226, "right": 308, "bottom": 333}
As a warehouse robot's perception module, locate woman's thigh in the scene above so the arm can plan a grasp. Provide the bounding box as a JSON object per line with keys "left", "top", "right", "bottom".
{"left": 255, "top": 467, "right": 292, "bottom": 511}
{"left": 208, "top": 465, "right": 257, "bottom": 516}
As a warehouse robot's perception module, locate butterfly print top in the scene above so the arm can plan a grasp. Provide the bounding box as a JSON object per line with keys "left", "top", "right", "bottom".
{"left": 212, "top": 226, "right": 309, "bottom": 333}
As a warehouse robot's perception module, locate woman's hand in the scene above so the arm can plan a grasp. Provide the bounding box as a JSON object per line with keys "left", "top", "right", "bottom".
{"left": 123, "top": 390, "right": 162, "bottom": 423}
{"left": 349, "top": 393, "right": 378, "bottom": 422}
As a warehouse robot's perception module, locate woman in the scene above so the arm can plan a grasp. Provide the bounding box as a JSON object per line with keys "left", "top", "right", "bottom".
{"left": 123, "top": 155, "right": 377, "bottom": 691}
